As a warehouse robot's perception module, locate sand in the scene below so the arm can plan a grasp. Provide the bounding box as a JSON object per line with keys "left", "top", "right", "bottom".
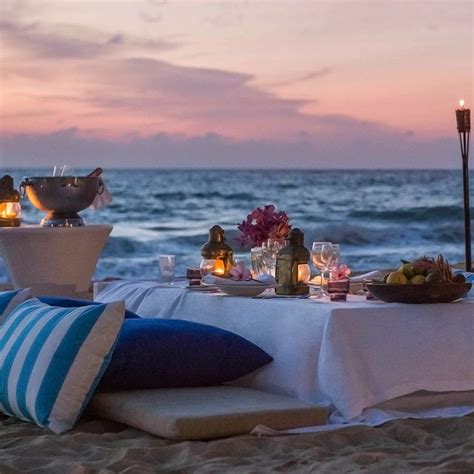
{"left": 1, "top": 413, "right": 473, "bottom": 473}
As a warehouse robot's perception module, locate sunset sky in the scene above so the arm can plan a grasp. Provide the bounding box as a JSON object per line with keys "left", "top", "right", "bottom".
{"left": 0, "top": 0, "right": 472, "bottom": 168}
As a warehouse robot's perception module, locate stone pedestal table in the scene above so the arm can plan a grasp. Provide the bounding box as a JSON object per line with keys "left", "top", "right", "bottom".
{"left": 0, "top": 225, "right": 112, "bottom": 297}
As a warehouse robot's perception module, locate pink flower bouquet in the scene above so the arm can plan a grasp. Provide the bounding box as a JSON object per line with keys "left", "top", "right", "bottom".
{"left": 236, "top": 204, "right": 291, "bottom": 247}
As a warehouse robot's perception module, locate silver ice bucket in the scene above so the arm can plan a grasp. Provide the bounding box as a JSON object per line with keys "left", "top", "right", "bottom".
{"left": 21, "top": 176, "right": 102, "bottom": 227}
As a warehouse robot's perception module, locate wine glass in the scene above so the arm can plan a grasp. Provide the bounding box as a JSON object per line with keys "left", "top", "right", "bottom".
{"left": 328, "top": 244, "right": 341, "bottom": 276}
{"left": 312, "top": 242, "right": 333, "bottom": 292}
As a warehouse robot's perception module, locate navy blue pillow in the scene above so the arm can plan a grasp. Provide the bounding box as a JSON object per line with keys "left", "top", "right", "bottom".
{"left": 39, "top": 296, "right": 139, "bottom": 319}
{"left": 98, "top": 318, "right": 273, "bottom": 391}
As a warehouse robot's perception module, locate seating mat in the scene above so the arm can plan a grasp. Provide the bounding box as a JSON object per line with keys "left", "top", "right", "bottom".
{"left": 89, "top": 386, "right": 328, "bottom": 440}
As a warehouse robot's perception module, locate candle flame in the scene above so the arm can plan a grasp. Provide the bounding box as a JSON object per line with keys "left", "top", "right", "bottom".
{"left": 459, "top": 99, "right": 465, "bottom": 108}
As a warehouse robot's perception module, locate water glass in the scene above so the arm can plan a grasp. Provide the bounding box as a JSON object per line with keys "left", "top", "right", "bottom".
{"left": 158, "top": 255, "right": 175, "bottom": 282}
{"left": 262, "top": 239, "right": 288, "bottom": 277}
{"left": 251, "top": 247, "right": 266, "bottom": 277}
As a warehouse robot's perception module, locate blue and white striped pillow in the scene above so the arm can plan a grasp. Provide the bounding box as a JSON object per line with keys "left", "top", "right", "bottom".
{"left": 0, "top": 298, "right": 125, "bottom": 434}
{"left": 0, "top": 289, "right": 33, "bottom": 326}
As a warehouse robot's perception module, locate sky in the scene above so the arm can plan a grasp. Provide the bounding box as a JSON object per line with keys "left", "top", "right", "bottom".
{"left": 0, "top": 0, "right": 472, "bottom": 169}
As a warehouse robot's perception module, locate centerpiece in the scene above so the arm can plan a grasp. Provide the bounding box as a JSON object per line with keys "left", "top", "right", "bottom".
{"left": 236, "top": 204, "right": 291, "bottom": 248}
{"left": 237, "top": 204, "right": 291, "bottom": 277}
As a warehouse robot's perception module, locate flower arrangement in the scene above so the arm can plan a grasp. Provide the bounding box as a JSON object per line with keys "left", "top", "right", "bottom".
{"left": 236, "top": 204, "right": 291, "bottom": 247}
{"left": 229, "top": 262, "right": 252, "bottom": 281}
{"left": 330, "top": 264, "right": 351, "bottom": 281}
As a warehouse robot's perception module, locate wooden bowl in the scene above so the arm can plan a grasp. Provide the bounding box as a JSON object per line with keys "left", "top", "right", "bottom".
{"left": 366, "top": 282, "right": 472, "bottom": 304}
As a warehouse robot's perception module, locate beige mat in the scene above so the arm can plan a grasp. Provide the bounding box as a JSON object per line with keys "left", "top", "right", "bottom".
{"left": 89, "top": 386, "right": 328, "bottom": 440}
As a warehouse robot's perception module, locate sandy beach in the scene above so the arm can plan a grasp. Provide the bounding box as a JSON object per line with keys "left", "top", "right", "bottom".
{"left": 1, "top": 412, "right": 473, "bottom": 473}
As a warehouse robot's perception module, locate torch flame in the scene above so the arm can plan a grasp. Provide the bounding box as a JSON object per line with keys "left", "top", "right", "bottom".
{"left": 459, "top": 99, "right": 465, "bottom": 108}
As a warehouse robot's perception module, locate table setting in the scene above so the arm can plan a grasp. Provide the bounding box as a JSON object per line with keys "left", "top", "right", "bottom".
{"left": 94, "top": 197, "right": 474, "bottom": 421}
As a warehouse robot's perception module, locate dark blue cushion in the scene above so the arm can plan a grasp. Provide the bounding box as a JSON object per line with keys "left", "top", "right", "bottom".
{"left": 98, "top": 318, "right": 273, "bottom": 391}
{"left": 38, "top": 296, "right": 139, "bottom": 319}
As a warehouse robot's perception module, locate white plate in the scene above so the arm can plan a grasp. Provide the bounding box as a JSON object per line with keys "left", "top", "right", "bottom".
{"left": 216, "top": 284, "right": 274, "bottom": 297}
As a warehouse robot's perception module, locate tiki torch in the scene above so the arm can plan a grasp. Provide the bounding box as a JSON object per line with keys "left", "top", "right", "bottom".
{"left": 456, "top": 99, "right": 471, "bottom": 271}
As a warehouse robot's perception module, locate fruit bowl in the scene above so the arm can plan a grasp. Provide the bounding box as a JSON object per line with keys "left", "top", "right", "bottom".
{"left": 366, "top": 282, "right": 471, "bottom": 304}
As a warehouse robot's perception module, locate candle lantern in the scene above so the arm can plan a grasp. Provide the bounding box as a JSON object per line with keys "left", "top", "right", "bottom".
{"left": 0, "top": 175, "right": 21, "bottom": 227}
{"left": 455, "top": 100, "right": 471, "bottom": 271}
{"left": 275, "top": 228, "right": 310, "bottom": 296}
{"left": 201, "top": 225, "right": 234, "bottom": 277}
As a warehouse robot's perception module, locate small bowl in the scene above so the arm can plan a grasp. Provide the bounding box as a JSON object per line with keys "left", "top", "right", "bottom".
{"left": 366, "top": 282, "right": 471, "bottom": 304}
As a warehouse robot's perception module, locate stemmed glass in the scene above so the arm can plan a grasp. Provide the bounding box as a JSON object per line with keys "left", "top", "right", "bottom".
{"left": 328, "top": 244, "right": 340, "bottom": 276}
{"left": 312, "top": 242, "right": 334, "bottom": 293}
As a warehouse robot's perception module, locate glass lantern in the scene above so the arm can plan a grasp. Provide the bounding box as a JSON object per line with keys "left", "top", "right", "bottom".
{"left": 0, "top": 175, "right": 21, "bottom": 227}
{"left": 275, "top": 228, "right": 311, "bottom": 295}
{"left": 201, "top": 225, "right": 234, "bottom": 277}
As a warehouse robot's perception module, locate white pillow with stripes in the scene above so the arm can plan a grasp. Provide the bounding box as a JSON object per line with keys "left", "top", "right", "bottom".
{"left": 0, "top": 289, "right": 33, "bottom": 326}
{"left": 0, "top": 298, "right": 125, "bottom": 434}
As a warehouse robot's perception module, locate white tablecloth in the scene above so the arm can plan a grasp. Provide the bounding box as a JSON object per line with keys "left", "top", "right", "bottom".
{"left": 95, "top": 281, "right": 474, "bottom": 420}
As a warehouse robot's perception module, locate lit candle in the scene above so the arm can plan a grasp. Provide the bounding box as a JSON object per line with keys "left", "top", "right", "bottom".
{"left": 297, "top": 263, "right": 311, "bottom": 284}
{"left": 213, "top": 259, "right": 226, "bottom": 276}
{"left": 456, "top": 99, "right": 471, "bottom": 133}
{"left": 0, "top": 202, "right": 21, "bottom": 219}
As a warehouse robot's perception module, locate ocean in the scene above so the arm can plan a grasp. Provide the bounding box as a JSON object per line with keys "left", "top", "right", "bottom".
{"left": 1, "top": 169, "right": 472, "bottom": 282}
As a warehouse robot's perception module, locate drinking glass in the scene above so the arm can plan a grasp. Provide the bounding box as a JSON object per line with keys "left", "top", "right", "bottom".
{"left": 311, "top": 242, "right": 333, "bottom": 292}
{"left": 251, "top": 247, "right": 266, "bottom": 277}
{"left": 261, "top": 239, "right": 287, "bottom": 277}
{"left": 158, "top": 255, "right": 175, "bottom": 283}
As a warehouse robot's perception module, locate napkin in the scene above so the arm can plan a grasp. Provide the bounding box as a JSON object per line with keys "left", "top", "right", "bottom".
{"left": 90, "top": 179, "right": 112, "bottom": 210}
{"left": 350, "top": 270, "right": 383, "bottom": 282}
{"left": 202, "top": 274, "right": 276, "bottom": 287}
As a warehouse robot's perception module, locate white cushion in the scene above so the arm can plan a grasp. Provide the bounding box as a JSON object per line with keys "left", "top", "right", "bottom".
{"left": 90, "top": 386, "right": 328, "bottom": 440}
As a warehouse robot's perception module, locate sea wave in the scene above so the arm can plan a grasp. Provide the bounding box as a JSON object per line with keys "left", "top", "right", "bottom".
{"left": 350, "top": 205, "right": 464, "bottom": 222}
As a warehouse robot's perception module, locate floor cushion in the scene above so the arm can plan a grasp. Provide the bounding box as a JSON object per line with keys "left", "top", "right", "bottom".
{"left": 90, "top": 386, "right": 329, "bottom": 440}
{"left": 98, "top": 318, "right": 273, "bottom": 390}
{"left": 0, "top": 298, "right": 125, "bottom": 434}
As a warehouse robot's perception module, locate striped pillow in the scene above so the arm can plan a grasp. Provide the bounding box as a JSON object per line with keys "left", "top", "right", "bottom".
{"left": 0, "top": 289, "right": 33, "bottom": 326}
{"left": 0, "top": 298, "right": 125, "bottom": 434}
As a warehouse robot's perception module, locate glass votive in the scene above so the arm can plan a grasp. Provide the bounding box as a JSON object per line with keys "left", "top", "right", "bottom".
{"left": 187, "top": 267, "right": 202, "bottom": 286}
{"left": 200, "top": 259, "right": 216, "bottom": 277}
{"left": 328, "top": 279, "right": 350, "bottom": 302}
{"left": 363, "top": 280, "right": 377, "bottom": 300}
{"left": 158, "top": 255, "right": 175, "bottom": 282}
{"left": 187, "top": 267, "right": 202, "bottom": 280}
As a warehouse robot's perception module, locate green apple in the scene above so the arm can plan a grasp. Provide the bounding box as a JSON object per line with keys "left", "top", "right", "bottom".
{"left": 386, "top": 271, "right": 408, "bottom": 285}
{"left": 398, "top": 263, "right": 416, "bottom": 279}
{"left": 409, "top": 275, "right": 426, "bottom": 285}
